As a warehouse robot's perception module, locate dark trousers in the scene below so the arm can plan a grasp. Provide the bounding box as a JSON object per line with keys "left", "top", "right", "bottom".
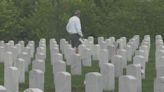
{"left": 70, "top": 33, "right": 81, "bottom": 48}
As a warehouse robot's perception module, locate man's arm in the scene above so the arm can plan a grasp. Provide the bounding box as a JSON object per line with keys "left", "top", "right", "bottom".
{"left": 75, "top": 18, "right": 83, "bottom": 37}
{"left": 66, "top": 21, "right": 70, "bottom": 33}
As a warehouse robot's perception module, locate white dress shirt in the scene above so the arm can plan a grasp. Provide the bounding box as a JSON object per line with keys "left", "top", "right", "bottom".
{"left": 66, "top": 16, "right": 83, "bottom": 37}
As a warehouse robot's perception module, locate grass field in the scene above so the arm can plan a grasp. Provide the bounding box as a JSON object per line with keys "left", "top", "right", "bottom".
{"left": 0, "top": 41, "right": 156, "bottom": 92}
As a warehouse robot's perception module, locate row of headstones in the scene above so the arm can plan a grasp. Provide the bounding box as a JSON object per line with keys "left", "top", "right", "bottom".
{"left": 50, "top": 38, "right": 70, "bottom": 92}
{"left": 100, "top": 35, "right": 150, "bottom": 92}
{"left": 49, "top": 35, "right": 150, "bottom": 92}
{"left": 133, "top": 35, "right": 150, "bottom": 80}
{"left": 57, "top": 36, "right": 131, "bottom": 68}
{"left": 0, "top": 35, "right": 149, "bottom": 92}
{"left": 1, "top": 40, "right": 34, "bottom": 92}
{"left": 155, "top": 35, "right": 164, "bottom": 75}
{"left": 0, "top": 39, "right": 46, "bottom": 92}
{"left": 57, "top": 35, "right": 150, "bottom": 77}
{"left": 154, "top": 35, "right": 164, "bottom": 92}
{"left": 50, "top": 62, "right": 145, "bottom": 92}
{"left": 51, "top": 69, "right": 138, "bottom": 92}
{"left": 29, "top": 38, "right": 46, "bottom": 91}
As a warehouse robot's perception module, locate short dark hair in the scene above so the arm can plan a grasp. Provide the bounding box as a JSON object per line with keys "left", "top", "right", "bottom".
{"left": 74, "top": 10, "right": 80, "bottom": 15}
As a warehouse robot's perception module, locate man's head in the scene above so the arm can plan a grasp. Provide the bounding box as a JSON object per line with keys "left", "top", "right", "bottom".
{"left": 74, "top": 10, "right": 80, "bottom": 17}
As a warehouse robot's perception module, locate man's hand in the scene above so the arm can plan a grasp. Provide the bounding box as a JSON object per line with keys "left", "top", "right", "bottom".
{"left": 78, "top": 32, "right": 83, "bottom": 37}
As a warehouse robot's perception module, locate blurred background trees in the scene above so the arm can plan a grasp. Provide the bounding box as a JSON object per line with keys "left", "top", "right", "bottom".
{"left": 0, "top": 0, "right": 164, "bottom": 41}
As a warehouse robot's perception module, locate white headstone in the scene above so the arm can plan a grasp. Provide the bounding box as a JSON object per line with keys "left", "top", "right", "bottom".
{"left": 55, "top": 72, "right": 71, "bottom": 92}
{"left": 32, "top": 59, "right": 45, "bottom": 72}
{"left": 100, "top": 63, "right": 115, "bottom": 91}
{"left": 4, "top": 51, "right": 14, "bottom": 68}
{"left": 156, "top": 67, "right": 164, "bottom": 77}
{"left": 59, "top": 39, "right": 66, "bottom": 53}
{"left": 126, "top": 45, "right": 133, "bottom": 62}
{"left": 50, "top": 47, "right": 59, "bottom": 65}
{"left": 140, "top": 45, "right": 149, "bottom": 62}
{"left": 28, "top": 41, "right": 35, "bottom": 57}
{"left": 133, "top": 55, "right": 146, "bottom": 79}
{"left": 100, "top": 41, "right": 107, "bottom": 49}
{"left": 66, "top": 48, "right": 75, "bottom": 65}
{"left": 18, "top": 41, "right": 25, "bottom": 47}
{"left": 99, "top": 49, "right": 108, "bottom": 67}
{"left": 88, "top": 36, "right": 94, "bottom": 44}
{"left": 53, "top": 60, "right": 66, "bottom": 77}
{"left": 85, "top": 72, "right": 103, "bottom": 92}
{"left": 127, "top": 64, "right": 142, "bottom": 92}
{"left": 156, "top": 56, "right": 164, "bottom": 69}
{"left": 51, "top": 53, "right": 63, "bottom": 65}
{"left": 29, "top": 69, "right": 44, "bottom": 91}
{"left": 35, "top": 52, "right": 46, "bottom": 61}
{"left": 109, "top": 37, "right": 115, "bottom": 43}
{"left": 121, "top": 37, "right": 127, "bottom": 48}
{"left": 92, "top": 45, "right": 100, "bottom": 60}
{"left": 107, "top": 44, "right": 115, "bottom": 61}
{"left": 117, "top": 49, "right": 127, "bottom": 68}
{"left": 64, "top": 44, "right": 72, "bottom": 64}
{"left": 63, "top": 42, "right": 69, "bottom": 56}
{"left": 15, "top": 44, "right": 22, "bottom": 55}
{"left": 154, "top": 76, "right": 164, "bottom": 92}
{"left": 4, "top": 51, "right": 14, "bottom": 85}
{"left": 0, "top": 46, "right": 5, "bottom": 63}
{"left": 10, "top": 46, "right": 18, "bottom": 63}
{"left": 37, "top": 46, "right": 46, "bottom": 54}
{"left": 98, "top": 37, "right": 104, "bottom": 45}
{"left": 8, "top": 40, "right": 14, "bottom": 46}
{"left": 18, "top": 52, "right": 31, "bottom": 72}
{"left": 111, "top": 55, "right": 124, "bottom": 77}
{"left": 0, "top": 41, "right": 5, "bottom": 47}
{"left": 119, "top": 75, "right": 137, "bottom": 92}
{"left": 15, "top": 58, "right": 26, "bottom": 83}
{"left": 156, "top": 50, "right": 164, "bottom": 63}
{"left": 5, "top": 67, "right": 19, "bottom": 92}
{"left": 71, "top": 54, "right": 82, "bottom": 75}
{"left": 82, "top": 48, "right": 92, "bottom": 67}
{"left": 78, "top": 44, "right": 86, "bottom": 57}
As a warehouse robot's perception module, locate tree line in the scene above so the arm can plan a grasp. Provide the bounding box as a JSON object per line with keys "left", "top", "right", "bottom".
{"left": 0, "top": 0, "right": 164, "bottom": 41}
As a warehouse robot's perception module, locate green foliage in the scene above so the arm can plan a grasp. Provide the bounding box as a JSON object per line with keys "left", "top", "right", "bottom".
{"left": 0, "top": 0, "right": 21, "bottom": 40}
{"left": 0, "top": 0, "right": 164, "bottom": 41}
{"left": 22, "top": 0, "right": 56, "bottom": 40}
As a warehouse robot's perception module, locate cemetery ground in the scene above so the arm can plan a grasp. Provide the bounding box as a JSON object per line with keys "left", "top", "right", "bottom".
{"left": 0, "top": 41, "right": 155, "bottom": 92}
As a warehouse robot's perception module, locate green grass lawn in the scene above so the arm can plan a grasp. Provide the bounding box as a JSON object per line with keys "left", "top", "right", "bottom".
{"left": 0, "top": 42, "right": 155, "bottom": 92}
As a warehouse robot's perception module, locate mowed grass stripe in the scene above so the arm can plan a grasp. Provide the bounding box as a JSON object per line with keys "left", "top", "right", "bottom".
{"left": 142, "top": 42, "right": 156, "bottom": 92}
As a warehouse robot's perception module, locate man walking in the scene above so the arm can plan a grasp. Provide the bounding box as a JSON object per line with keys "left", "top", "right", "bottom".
{"left": 66, "top": 10, "right": 83, "bottom": 52}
